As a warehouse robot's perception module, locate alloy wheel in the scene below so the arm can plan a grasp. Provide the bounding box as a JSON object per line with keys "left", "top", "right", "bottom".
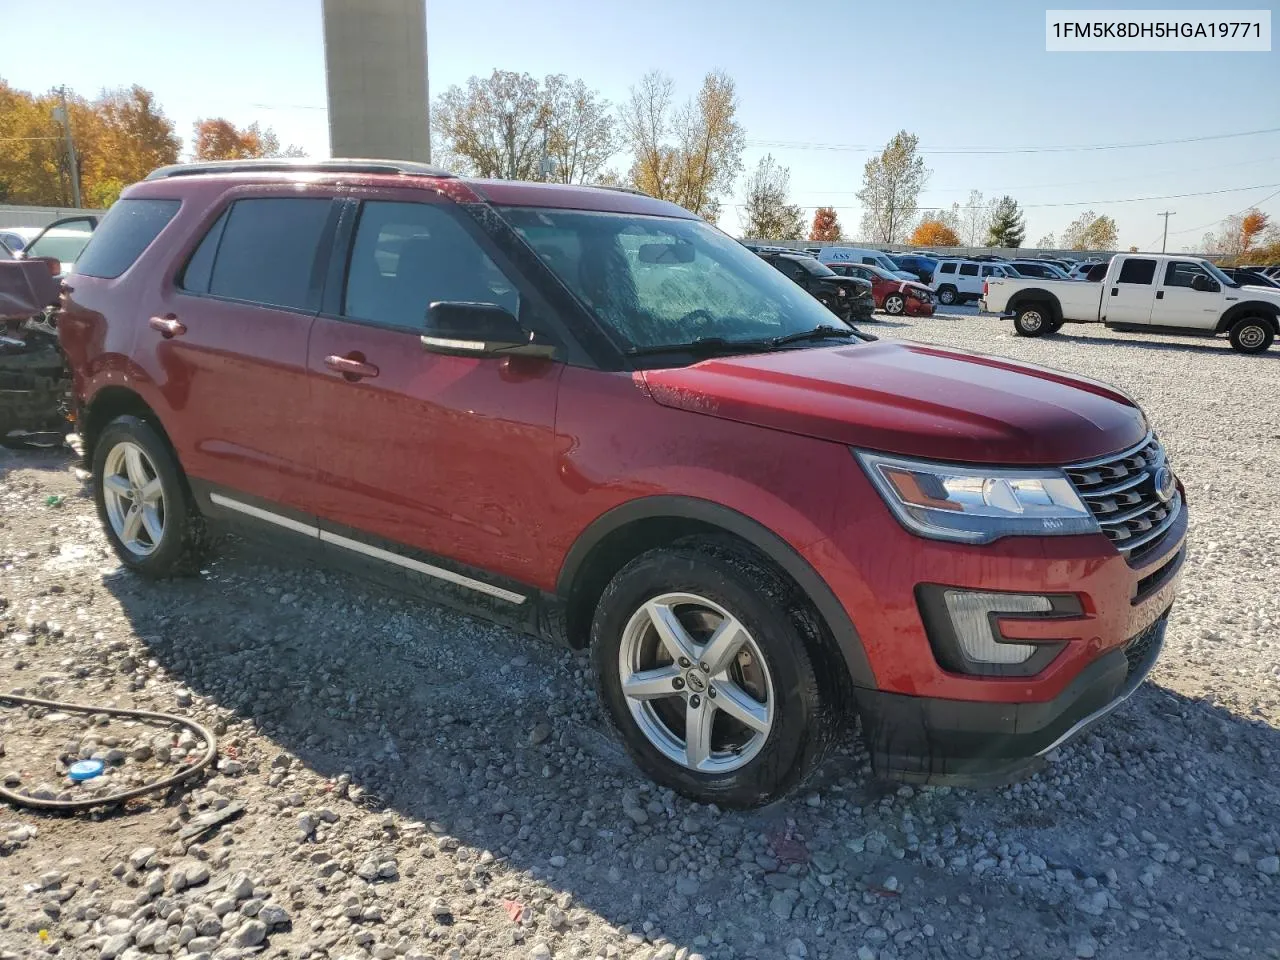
{"left": 101, "top": 441, "right": 166, "bottom": 556}
{"left": 885, "top": 294, "right": 905, "bottom": 315}
{"left": 617, "top": 592, "right": 774, "bottom": 773}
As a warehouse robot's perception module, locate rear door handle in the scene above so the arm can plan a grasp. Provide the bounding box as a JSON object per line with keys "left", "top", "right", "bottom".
{"left": 149, "top": 315, "right": 186, "bottom": 338}
{"left": 1110, "top": 287, "right": 1119, "bottom": 297}
{"left": 1156, "top": 290, "right": 1164, "bottom": 299}
{"left": 324, "top": 354, "right": 379, "bottom": 381}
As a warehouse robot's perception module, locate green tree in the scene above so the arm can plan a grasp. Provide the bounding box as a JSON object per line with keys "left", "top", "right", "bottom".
{"left": 620, "top": 70, "right": 744, "bottom": 223}
{"left": 986, "top": 196, "right": 1026, "bottom": 247}
{"left": 741, "top": 154, "right": 804, "bottom": 241}
{"left": 1062, "top": 210, "right": 1118, "bottom": 251}
{"left": 857, "top": 131, "right": 929, "bottom": 243}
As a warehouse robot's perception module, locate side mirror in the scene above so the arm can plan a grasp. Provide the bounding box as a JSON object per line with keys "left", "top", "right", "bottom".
{"left": 420, "top": 301, "right": 555, "bottom": 359}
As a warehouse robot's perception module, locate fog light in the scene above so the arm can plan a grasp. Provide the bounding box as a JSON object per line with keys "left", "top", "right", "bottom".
{"left": 942, "top": 590, "right": 1051, "bottom": 664}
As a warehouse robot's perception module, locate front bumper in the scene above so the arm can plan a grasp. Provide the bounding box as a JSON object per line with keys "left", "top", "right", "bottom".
{"left": 858, "top": 613, "right": 1168, "bottom": 786}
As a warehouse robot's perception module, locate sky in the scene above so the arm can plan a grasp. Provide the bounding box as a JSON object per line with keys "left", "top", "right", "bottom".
{"left": 4, "top": 0, "right": 1278, "bottom": 250}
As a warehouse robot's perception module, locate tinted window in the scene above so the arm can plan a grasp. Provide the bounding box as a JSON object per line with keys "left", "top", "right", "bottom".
{"left": 344, "top": 201, "right": 519, "bottom": 330}
{"left": 939, "top": 262, "right": 956, "bottom": 274}
{"left": 75, "top": 201, "right": 177, "bottom": 278}
{"left": 207, "top": 198, "right": 331, "bottom": 310}
{"left": 1164, "top": 261, "right": 1208, "bottom": 288}
{"left": 980, "top": 265, "right": 997, "bottom": 276}
{"left": 179, "top": 210, "right": 229, "bottom": 294}
{"left": 1085, "top": 263, "right": 1109, "bottom": 282}
{"left": 958, "top": 263, "right": 979, "bottom": 276}
{"left": 1116, "top": 258, "right": 1156, "bottom": 284}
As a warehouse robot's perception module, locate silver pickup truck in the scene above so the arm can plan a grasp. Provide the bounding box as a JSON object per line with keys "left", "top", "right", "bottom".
{"left": 981, "top": 253, "right": 1280, "bottom": 354}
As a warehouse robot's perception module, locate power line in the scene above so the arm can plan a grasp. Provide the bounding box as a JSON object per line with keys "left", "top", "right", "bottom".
{"left": 0, "top": 137, "right": 62, "bottom": 142}
{"left": 776, "top": 182, "right": 1280, "bottom": 212}
{"left": 746, "top": 125, "right": 1280, "bottom": 156}
{"left": 791, "top": 154, "right": 1280, "bottom": 197}
{"left": 1166, "top": 186, "right": 1280, "bottom": 236}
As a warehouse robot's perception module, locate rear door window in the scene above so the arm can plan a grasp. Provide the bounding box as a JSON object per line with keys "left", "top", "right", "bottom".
{"left": 1116, "top": 258, "right": 1156, "bottom": 284}
{"left": 75, "top": 200, "right": 178, "bottom": 279}
{"left": 939, "top": 262, "right": 957, "bottom": 274}
{"left": 958, "top": 263, "right": 979, "bottom": 277}
{"left": 196, "top": 198, "right": 332, "bottom": 311}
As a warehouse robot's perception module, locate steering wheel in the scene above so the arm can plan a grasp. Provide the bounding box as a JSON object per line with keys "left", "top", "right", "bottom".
{"left": 677, "top": 309, "right": 716, "bottom": 326}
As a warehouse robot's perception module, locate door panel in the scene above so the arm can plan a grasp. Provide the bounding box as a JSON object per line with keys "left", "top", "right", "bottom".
{"left": 1154, "top": 261, "right": 1223, "bottom": 329}
{"left": 307, "top": 318, "right": 563, "bottom": 586}
{"left": 152, "top": 293, "right": 320, "bottom": 510}
{"left": 138, "top": 192, "right": 339, "bottom": 511}
{"left": 1104, "top": 257, "right": 1158, "bottom": 325}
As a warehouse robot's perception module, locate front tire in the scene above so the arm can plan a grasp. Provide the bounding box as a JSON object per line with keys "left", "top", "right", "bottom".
{"left": 92, "top": 415, "right": 207, "bottom": 577}
{"left": 591, "top": 540, "right": 831, "bottom": 807}
{"left": 883, "top": 293, "right": 906, "bottom": 316}
{"left": 1228, "top": 317, "right": 1273, "bottom": 354}
{"left": 1014, "top": 305, "right": 1050, "bottom": 337}
{"left": 936, "top": 285, "right": 957, "bottom": 306}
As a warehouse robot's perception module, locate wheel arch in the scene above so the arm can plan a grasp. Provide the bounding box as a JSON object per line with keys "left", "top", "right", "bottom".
{"left": 1007, "top": 290, "right": 1063, "bottom": 323}
{"left": 555, "top": 495, "right": 876, "bottom": 692}
{"left": 1216, "top": 301, "right": 1280, "bottom": 334}
{"left": 81, "top": 386, "right": 176, "bottom": 468}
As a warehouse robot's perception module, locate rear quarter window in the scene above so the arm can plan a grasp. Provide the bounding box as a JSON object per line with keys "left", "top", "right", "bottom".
{"left": 75, "top": 200, "right": 180, "bottom": 279}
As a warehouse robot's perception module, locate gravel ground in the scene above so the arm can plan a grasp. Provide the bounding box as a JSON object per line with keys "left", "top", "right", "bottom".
{"left": 0, "top": 310, "right": 1277, "bottom": 960}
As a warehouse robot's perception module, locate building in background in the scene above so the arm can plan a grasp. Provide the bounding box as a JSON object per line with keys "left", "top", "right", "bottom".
{"left": 321, "top": 0, "right": 430, "bottom": 162}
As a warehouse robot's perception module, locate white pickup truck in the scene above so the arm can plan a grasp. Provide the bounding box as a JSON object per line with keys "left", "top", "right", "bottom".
{"left": 981, "top": 254, "right": 1280, "bottom": 354}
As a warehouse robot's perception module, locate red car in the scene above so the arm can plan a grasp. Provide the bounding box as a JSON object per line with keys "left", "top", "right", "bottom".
{"left": 826, "top": 261, "right": 935, "bottom": 316}
{"left": 59, "top": 160, "right": 1185, "bottom": 807}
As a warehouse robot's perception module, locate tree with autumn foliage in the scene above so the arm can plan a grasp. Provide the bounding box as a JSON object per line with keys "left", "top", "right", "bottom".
{"left": 193, "top": 119, "right": 304, "bottom": 161}
{"left": 909, "top": 218, "right": 960, "bottom": 248}
{"left": 0, "top": 79, "right": 179, "bottom": 207}
{"left": 1241, "top": 209, "right": 1270, "bottom": 251}
{"left": 809, "top": 206, "right": 842, "bottom": 242}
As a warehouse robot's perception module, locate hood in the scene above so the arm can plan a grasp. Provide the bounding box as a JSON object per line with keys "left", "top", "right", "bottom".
{"left": 1238, "top": 284, "right": 1280, "bottom": 301}
{"left": 641, "top": 340, "right": 1147, "bottom": 465}
{"left": 893, "top": 270, "right": 917, "bottom": 281}
{"left": 822, "top": 275, "right": 873, "bottom": 295}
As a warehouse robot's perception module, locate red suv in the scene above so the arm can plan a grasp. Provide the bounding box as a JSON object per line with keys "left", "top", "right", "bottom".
{"left": 59, "top": 160, "right": 1186, "bottom": 807}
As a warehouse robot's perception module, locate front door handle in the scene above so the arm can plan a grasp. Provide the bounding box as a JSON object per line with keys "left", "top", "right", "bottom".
{"left": 324, "top": 354, "right": 379, "bottom": 381}
{"left": 1110, "top": 287, "right": 1119, "bottom": 297}
{"left": 149, "top": 314, "right": 187, "bottom": 338}
{"left": 1156, "top": 290, "right": 1164, "bottom": 299}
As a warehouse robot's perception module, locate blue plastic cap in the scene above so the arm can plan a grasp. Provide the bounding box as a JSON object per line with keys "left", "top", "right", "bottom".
{"left": 68, "top": 759, "right": 105, "bottom": 782}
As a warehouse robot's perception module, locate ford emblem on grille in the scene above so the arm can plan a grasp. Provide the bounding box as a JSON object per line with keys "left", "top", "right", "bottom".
{"left": 1153, "top": 465, "right": 1176, "bottom": 503}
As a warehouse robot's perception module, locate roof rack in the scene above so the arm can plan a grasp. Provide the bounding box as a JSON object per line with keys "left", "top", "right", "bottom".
{"left": 145, "top": 158, "right": 454, "bottom": 181}
{"left": 587, "top": 183, "right": 650, "bottom": 197}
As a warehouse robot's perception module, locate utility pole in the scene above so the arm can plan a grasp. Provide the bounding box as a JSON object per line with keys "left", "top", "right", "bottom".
{"left": 1157, "top": 210, "right": 1176, "bottom": 253}
{"left": 52, "top": 87, "right": 82, "bottom": 209}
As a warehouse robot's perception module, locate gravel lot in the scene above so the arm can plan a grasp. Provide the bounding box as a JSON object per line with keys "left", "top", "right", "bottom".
{"left": 0, "top": 311, "right": 1277, "bottom": 960}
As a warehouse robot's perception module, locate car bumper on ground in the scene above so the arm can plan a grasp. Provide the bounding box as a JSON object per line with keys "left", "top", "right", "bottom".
{"left": 905, "top": 299, "right": 934, "bottom": 317}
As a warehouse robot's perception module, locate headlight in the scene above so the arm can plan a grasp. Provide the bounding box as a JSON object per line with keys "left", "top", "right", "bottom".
{"left": 855, "top": 450, "right": 1099, "bottom": 544}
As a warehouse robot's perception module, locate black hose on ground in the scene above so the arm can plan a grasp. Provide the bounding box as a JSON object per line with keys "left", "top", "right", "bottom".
{"left": 0, "top": 693, "right": 218, "bottom": 812}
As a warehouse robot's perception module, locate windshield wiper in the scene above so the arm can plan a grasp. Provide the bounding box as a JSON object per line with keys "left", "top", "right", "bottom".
{"left": 625, "top": 336, "right": 774, "bottom": 357}
{"left": 770, "top": 324, "right": 859, "bottom": 347}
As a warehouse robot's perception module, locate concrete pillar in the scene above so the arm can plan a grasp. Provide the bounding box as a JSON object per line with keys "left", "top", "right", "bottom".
{"left": 322, "top": 0, "right": 431, "bottom": 162}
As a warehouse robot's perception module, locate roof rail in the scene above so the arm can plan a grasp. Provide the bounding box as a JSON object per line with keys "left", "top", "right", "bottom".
{"left": 588, "top": 183, "right": 649, "bottom": 197}
{"left": 145, "top": 158, "right": 455, "bottom": 181}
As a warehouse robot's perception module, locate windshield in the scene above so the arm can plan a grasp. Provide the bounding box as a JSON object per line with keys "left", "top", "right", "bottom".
{"left": 872, "top": 255, "right": 901, "bottom": 272}
{"left": 1200, "top": 260, "right": 1238, "bottom": 288}
{"left": 502, "top": 208, "right": 852, "bottom": 351}
{"left": 794, "top": 257, "right": 836, "bottom": 277}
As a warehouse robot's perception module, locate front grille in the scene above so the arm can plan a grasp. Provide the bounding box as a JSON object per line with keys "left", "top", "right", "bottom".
{"left": 1122, "top": 616, "right": 1165, "bottom": 682}
{"left": 1065, "top": 433, "right": 1181, "bottom": 563}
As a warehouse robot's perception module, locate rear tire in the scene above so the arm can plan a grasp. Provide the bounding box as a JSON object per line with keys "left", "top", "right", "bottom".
{"left": 1228, "top": 317, "right": 1273, "bottom": 354}
{"left": 1014, "top": 305, "right": 1051, "bottom": 337}
{"left": 936, "top": 286, "right": 957, "bottom": 306}
{"left": 883, "top": 293, "right": 906, "bottom": 316}
{"left": 92, "top": 415, "right": 207, "bottom": 577}
{"left": 591, "top": 540, "right": 831, "bottom": 808}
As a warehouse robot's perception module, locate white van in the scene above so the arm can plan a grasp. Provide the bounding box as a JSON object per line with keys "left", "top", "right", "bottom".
{"left": 817, "top": 247, "right": 915, "bottom": 281}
